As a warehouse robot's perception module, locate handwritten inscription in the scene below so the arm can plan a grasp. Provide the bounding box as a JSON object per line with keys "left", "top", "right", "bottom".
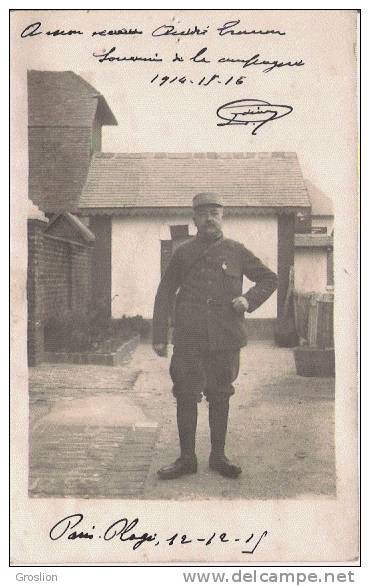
{"left": 20, "top": 20, "right": 303, "bottom": 77}
{"left": 49, "top": 513, "right": 268, "bottom": 554}
{"left": 152, "top": 24, "right": 209, "bottom": 37}
{"left": 216, "top": 99, "right": 293, "bottom": 134}
{"left": 92, "top": 45, "right": 304, "bottom": 74}
{"left": 218, "top": 52, "right": 304, "bottom": 72}
{"left": 92, "top": 27, "right": 143, "bottom": 36}
{"left": 217, "top": 20, "right": 285, "bottom": 36}
{"left": 20, "top": 21, "right": 83, "bottom": 38}
{"left": 19, "top": 16, "right": 304, "bottom": 132}
{"left": 150, "top": 73, "right": 248, "bottom": 87}
{"left": 20, "top": 20, "right": 285, "bottom": 39}
{"left": 93, "top": 46, "right": 163, "bottom": 64}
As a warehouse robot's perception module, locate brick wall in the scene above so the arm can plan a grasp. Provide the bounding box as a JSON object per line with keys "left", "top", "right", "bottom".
{"left": 27, "top": 221, "right": 46, "bottom": 366}
{"left": 27, "top": 220, "right": 93, "bottom": 365}
{"left": 71, "top": 245, "right": 91, "bottom": 314}
{"left": 42, "top": 237, "right": 72, "bottom": 316}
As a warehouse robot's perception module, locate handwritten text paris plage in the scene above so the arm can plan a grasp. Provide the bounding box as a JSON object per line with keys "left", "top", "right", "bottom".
{"left": 10, "top": 10, "right": 358, "bottom": 564}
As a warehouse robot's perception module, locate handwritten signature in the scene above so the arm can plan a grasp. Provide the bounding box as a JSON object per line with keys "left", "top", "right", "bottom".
{"left": 216, "top": 99, "right": 293, "bottom": 134}
{"left": 49, "top": 513, "right": 268, "bottom": 554}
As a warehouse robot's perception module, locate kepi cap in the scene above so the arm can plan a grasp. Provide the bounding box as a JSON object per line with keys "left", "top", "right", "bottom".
{"left": 193, "top": 192, "right": 224, "bottom": 209}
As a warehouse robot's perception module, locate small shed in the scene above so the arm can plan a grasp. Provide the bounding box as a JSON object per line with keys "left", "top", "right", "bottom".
{"left": 79, "top": 152, "right": 311, "bottom": 335}
{"left": 294, "top": 180, "right": 334, "bottom": 293}
{"left": 295, "top": 234, "right": 334, "bottom": 293}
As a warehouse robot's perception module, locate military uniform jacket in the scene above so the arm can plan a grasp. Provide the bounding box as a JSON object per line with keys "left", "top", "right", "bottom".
{"left": 153, "top": 234, "right": 278, "bottom": 352}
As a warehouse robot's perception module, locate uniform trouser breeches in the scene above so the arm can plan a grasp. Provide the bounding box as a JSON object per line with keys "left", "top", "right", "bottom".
{"left": 170, "top": 346, "right": 240, "bottom": 403}
{"left": 171, "top": 346, "right": 240, "bottom": 456}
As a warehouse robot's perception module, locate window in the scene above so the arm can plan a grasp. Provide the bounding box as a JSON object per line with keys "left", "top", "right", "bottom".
{"left": 170, "top": 225, "right": 189, "bottom": 239}
{"left": 160, "top": 225, "right": 191, "bottom": 276}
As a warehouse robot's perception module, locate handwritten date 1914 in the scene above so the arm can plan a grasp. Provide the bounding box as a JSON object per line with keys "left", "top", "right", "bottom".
{"left": 151, "top": 73, "right": 247, "bottom": 87}
{"left": 49, "top": 513, "right": 268, "bottom": 554}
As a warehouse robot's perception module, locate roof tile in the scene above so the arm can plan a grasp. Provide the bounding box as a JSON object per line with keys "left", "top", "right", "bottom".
{"left": 79, "top": 152, "right": 311, "bottom": 211}
{"left": 28, "top": 70, "right": 117, "bottom": 128}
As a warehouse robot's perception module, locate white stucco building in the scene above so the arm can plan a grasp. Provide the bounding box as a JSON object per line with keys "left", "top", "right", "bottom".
{"left": 79, "top": 152, "right": 311, "bottom": 335}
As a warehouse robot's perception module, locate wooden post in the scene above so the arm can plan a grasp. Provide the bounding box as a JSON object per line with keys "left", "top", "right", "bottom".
{"left": 308, "top": 295, "right": 319, "bottom": 346}
{"left": 277, "top": 213, "right": 295, "bottom": 320}
{"left": 89, "top": 215, "right": 112, "bottom": 318}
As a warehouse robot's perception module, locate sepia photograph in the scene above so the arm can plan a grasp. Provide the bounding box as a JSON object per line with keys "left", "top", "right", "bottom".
{"left": 10, "top": 8, "right": 358, "bottom": 564}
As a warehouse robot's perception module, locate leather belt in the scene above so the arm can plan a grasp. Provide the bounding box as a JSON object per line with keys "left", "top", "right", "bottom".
{"left": 177, "top": 296, "right": 225, "bottom": 307}
{"left": 206, "top": 298, "right": 224, "bottom": 306}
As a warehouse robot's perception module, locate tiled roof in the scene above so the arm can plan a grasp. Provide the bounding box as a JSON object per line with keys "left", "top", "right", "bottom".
{"left": 295, "top": 234, "right": 334, "bottom": 247}
{"left": 305, "top": 179, "right": 334, "bottom": 216}
{"left": 79, "top": 152, "right": 311, "bottom": 212}
{"left": 46, "top": 212, "right": 95, "bottom": 243}
{"left": 28, "top": 70, "right": 117, "bottom": 127}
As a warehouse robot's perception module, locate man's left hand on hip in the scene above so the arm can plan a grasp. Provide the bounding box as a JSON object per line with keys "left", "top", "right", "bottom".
{"left": 231, "top": 296, "right": 249, "bottom": 314}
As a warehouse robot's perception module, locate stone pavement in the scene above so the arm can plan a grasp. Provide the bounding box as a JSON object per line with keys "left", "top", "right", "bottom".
{"left": 29, "top": 342, "right": 335, "bottom": 500}
{"left": 29, "top": 359, "right": 158, "bottom": 498}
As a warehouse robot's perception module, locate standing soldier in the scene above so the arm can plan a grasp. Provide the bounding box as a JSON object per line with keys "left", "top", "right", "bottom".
{"left": 152, "top": 193, "right": 277, "bottom": 480}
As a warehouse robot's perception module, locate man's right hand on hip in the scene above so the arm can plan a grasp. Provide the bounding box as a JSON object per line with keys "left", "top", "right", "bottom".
{"left": 153, "top": 343, "right": 168, "bottom": 357}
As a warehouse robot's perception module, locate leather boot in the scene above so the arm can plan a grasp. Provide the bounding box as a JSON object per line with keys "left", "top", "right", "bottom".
{"left": 157, "top": 397, "right": 198, "bottom": 480}
{"left": 209, "top": 398, "right": 242, "bottom": 478}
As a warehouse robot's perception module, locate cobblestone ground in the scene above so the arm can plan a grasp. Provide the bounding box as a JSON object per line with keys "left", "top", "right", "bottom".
{"left": 29, "top": 358, "right": 159, "bottom": 498}
{"left": 29, "top": 342, "right": 335, "bottom": 500}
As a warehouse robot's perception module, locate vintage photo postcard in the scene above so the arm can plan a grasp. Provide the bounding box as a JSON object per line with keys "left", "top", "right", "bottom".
{"left": 10, "top": 9, "right": 359, "bottom": 564}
